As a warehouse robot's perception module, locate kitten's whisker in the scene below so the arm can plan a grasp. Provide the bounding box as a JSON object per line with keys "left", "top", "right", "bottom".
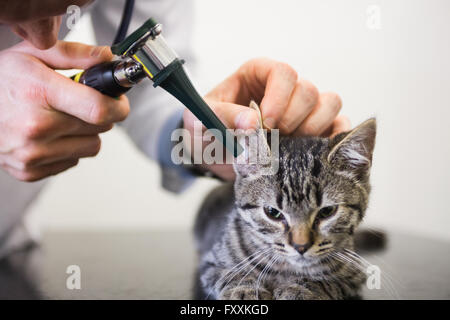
{"left": 341, "top": 249, "right": 400, "bottom": 299}
{"left": 330, "top": 252, "right": 365, "bottom": 275}
{"left": 255, "top": 254, "right": 279, "bottom": 299}
{"left": 263, "top": 255, "right": 281, "bottom": 293}
{"left": 368, "top": 255, "right": 402, "bottom": 300}
{"left": 325, "top": 254, "right": 346, "bottom": 286}
{"left": 332, "top": 252, "right": 365, "bottom": 271}
{"left": 342, "top": 249, "right": 370, "bottom": 264}
{"left": 230, "top": 252, "right": 269, "bottom": 298}
{"left": 326, "top": 252, "right": 365, "bottom": 296}
{"left": 220, "top": 248, "right": 268, "bottom": 280}
{"left": 255, "top": 256, "right": 274, "bottom": 299}
{"left": 367, "top": 254, "right": 403, "bottom": 286}
{"left": 340, "top": 250, "right": 373, "bottom": 270}
{"left": 323, "top": 254, "right": 345, "bottom": 283}
{"left": 222, "top": 248, "right": 272, "bottom": 283}
{"left": 206, "top": 247, "right": 271, "bottom": 300}
{"left": 214, "top": 247, "right": 272, "bottom": 299}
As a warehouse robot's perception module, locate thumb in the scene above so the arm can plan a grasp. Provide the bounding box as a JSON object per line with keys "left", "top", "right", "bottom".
{"left": 11, "top": 40, "right": 113, "bottom": 70}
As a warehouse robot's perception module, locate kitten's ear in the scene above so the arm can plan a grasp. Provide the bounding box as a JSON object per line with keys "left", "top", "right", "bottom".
{"left": 233, "top": 101, "right": 273, "bottom": 178}
{"left": 249, "top": 100, "right": 264, "bottom": 130}
{"left": 327, "top": 118, "right": 376, "bottom": 179}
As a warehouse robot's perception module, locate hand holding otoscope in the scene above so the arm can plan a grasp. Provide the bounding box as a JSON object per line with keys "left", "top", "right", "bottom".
{"left": 72, "top": 18, "right": 242, "bottom": 157}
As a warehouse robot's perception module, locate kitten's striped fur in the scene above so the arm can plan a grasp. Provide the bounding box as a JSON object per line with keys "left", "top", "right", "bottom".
{"left": 194, "top": 116, "right": 376, "bottom": 300}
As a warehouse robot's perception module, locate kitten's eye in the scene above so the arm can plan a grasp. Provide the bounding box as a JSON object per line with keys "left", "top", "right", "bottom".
{"left": 264, "top": 206, "right": 284, "bottom": 221}
{"left": 317, "top": 206, "right": 338, "bottom": 220}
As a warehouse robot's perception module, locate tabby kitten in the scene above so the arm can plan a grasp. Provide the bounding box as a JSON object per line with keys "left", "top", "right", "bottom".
{"left": 194, "top": 103, "right": 376, "bottom": 300}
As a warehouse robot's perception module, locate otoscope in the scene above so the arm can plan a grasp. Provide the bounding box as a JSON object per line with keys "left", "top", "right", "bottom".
{"left": 72, "top": 18, "right": 241, "bottom": 157}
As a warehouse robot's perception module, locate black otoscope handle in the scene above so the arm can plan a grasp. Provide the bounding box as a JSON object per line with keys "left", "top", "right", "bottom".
{"left": 71, "top": 61, "right": 130, "bottom": 98}
{"left": 72, "top": 59, "right": 242, "bottom": 156}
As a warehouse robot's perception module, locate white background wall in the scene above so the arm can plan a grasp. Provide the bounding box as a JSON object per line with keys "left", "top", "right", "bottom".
{"left": 29, "top": 0, "right": 450, "bottom": 241}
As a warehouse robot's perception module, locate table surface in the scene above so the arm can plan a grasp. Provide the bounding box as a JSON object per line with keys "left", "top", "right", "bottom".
{"left": 1, "top": 229, "right": 449, "bottom": 299}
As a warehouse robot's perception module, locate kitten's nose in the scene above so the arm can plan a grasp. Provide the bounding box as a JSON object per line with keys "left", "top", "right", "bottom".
{"left": 293, "top": 242, "right": 312, "bottom": 255}
{"left": 289, "top": 224, "right": 314, "bottom": 255}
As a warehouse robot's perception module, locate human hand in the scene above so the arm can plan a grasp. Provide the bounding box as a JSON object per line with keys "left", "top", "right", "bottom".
{"left": 0, "top": 41, "right": 129, "bottom": 181}
{"left": 183, "top": 58, "right": 350, "bottom": 180}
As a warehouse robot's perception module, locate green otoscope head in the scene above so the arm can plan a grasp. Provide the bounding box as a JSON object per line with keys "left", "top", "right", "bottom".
{"left": 112, "top": 18, "right": 242, "bottom": 157}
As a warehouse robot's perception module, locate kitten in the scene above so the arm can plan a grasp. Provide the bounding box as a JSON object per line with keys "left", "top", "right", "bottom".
{"left": 194, "top": 102, "right": 377, "bottom": 300}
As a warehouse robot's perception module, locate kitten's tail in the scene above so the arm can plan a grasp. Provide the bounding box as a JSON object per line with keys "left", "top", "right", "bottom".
{"left": 354, "top": 229, "right": 387, "bottom": 253}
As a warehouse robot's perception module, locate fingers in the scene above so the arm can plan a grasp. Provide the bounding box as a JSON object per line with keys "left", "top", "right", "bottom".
{"left": 48, "top": 111, "right": 114, "bottom": 139}
{"left": 21, "top": 108, "right": 114, "bottom": 142}
{"left": 6, "top": 135, "right": 101, "bottom": 171}
{"left": 44, "top": 70, "right": 130, "bottom": 126}
{"left": 208, "top": 58, "right": 345, "bottom": 138}
{"left": 12, "top": 40, "right": 113, "bottom": 69}
{"left": 278, "top": 79, "right": 319, "bottom": 135}
{"left": 294, "top": 92, "right": 343, "bottom": 136}
{"left": 190, "top": 99, "right": 259, "bottom": 130}
{"left": 329, "top": 115, "right": 351, "bottom": 137}
{"left": 70, "top": 122, "right": 113, "bottom": 136}
{"left": 237, "top": 58, "right": 298, "bottom": 129}
{"left": 256, "top": 61, "right": 298, "bottom": 129}
{"left": 12, "top": 41, "right": 129, "bottom": 127}
{"left": 4, "top": 158, "right": 79, "bottom": 182}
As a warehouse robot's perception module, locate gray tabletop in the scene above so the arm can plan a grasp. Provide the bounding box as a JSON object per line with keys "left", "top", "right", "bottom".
{"left": 1, "top": 230, "right": 449, "bottom": 299}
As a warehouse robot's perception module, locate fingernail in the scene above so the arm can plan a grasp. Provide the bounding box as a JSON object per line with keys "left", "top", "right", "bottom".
{"left": 263, "top": 117, "right": 276, "bottom": 130}
{"left": 235, "top": 110, "right": 257, "bottom": 129}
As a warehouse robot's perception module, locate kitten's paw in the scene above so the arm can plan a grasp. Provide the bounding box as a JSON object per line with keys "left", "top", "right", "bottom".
{"left": 273, "top": 285, "right": 320, "bottom": 300}
{"left": 220, "top": 286, "right": 272, "bottom": 300}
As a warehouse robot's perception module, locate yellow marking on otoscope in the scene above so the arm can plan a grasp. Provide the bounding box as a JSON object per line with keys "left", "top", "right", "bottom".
{"left": 73, "top": 71, "right": 83, "bottom": 83}
{"left": 132, "top": 54, "right": 153, "bottom": 78}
